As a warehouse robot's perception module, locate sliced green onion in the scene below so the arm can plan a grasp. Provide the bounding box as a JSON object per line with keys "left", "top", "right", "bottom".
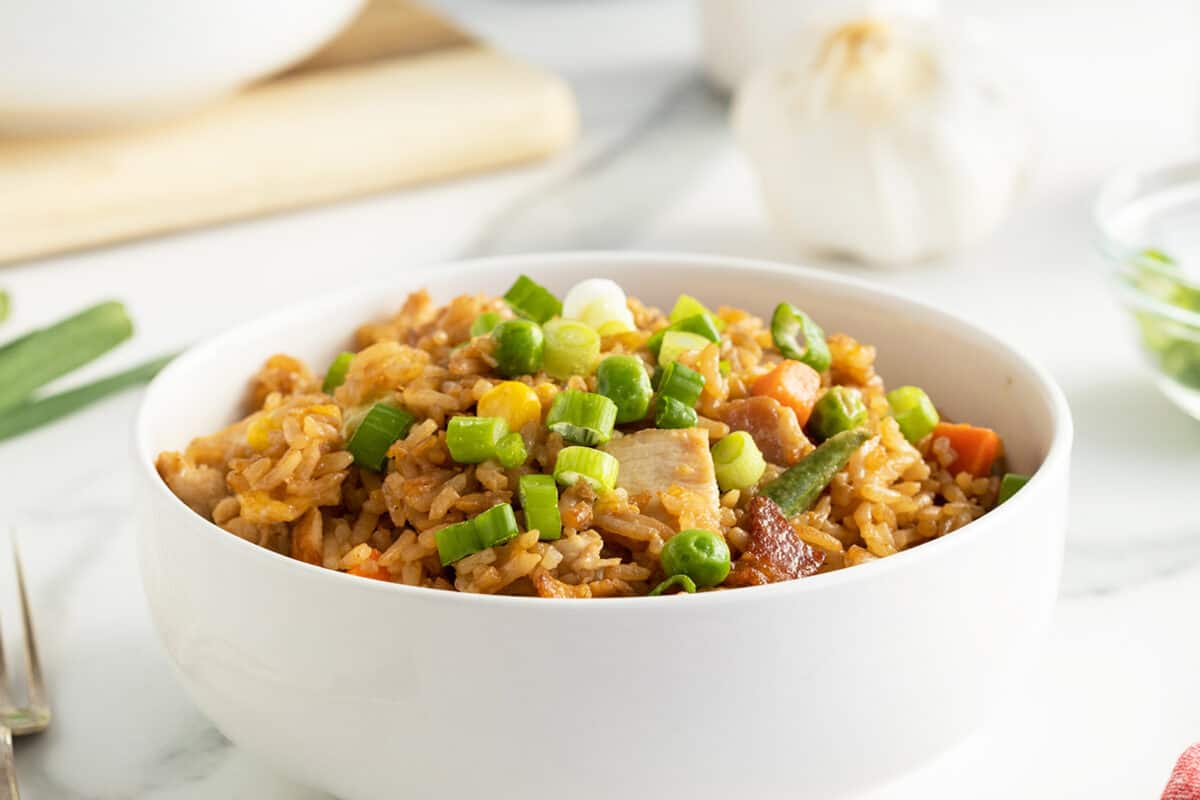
{"left": 474, "top": 502, "right": 521, "bottom": 548}
{"left": 0, "top": 352, "right": 174, "bottom": 442}
{"left": 657, "top": 330, "right": 712, "bottom": 367}
{"left": 542, "top": 319, "right": 601, "bottom": 380}
{"left": 669, "top": 295, "right": 724, "bottom": 331}
{"left": 546, "top": 390, "right": 617, "bottom": 445}
{"left": 647, "top": 313, "right": 721, "bottom": 358}
{"left": 807, "top": 386, "right": 868, "bottom": 442}
{"left": 596, "top": 355, "right": 653, "bottom": 424}
{"left": 0, "top": 290, "right": 9, "bottom": 324}
{"left": 710, "top": 431, "right": 766, "bottom": 492}
{"left": 504, "top": 275, "right": 562, "bottom": 323}
{"left": 446, "top": 415, "right": 508, "bottom": 463}
{"left": 491, "top": 319, "right": 544, "bottom": 377}
{"left": 321, "top": 352, "right": 354, "bottom": 393}
{"left": 648, "top": 574, "right": 697, "bottom": 596}
{"left": 470, "top": 312, "right": 503, "bottom": 338}
{"left": 562, "top": 279, "right": 635, "bottom": 333}
{"left": 770, "top": 303, "right": 831, "bottom": 372}
{"left": 518, "top": 474, "right": 562, "bottom": 541}
{"left": 0, "top": 300, "right": 133, "bottom": 413}
{"left": 495, "top": 431, "right": 528, "bottom": 468}
{"left": 347, "top": 403, "right": 416, "bottom": 470}
{"left": 886, "top": 386, "right": 940, "bottom": 444}
{"left": 655, "top": 395, "right": 697, "bottom": 429}
{"left": 656, "top": 361, "right": 705, "bottom": 407}
{"left": 997, "top": 473, "right": 1031, "bottom": 504}
{"left": 554, "top": 446, "right": 619, "bottom": 492}
{"left": 436, "top": 520, "right": 482, "bottom": 565}
{"left": 718, "top": 359, "right": 731, "bottom": 377}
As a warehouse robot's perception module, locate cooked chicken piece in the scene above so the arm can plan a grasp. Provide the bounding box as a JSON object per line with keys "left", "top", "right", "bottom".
{"left": 718, "top": 396, "right": 812, "bottom": 466}
{"left": 724, "top": 495, "right": 824, "bottom": 587}
{"left": 601, "top": 428, "right": 720, "bottom": 531}
{"left": 155, "top": 452, "right": 228, "bottom": 518}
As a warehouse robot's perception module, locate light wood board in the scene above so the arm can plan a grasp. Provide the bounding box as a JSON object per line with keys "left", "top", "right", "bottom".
{"left": 0, "top": 0, "right": 578, "bottom": 265}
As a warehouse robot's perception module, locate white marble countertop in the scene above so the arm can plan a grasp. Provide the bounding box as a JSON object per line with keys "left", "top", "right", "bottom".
{"left": 3, "top": 1, "right": 1199, "bottom": 797}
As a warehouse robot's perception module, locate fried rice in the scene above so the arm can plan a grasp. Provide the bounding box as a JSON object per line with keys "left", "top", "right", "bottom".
{"left": 157, "top": 284, "right": 1003, "bottom": 597}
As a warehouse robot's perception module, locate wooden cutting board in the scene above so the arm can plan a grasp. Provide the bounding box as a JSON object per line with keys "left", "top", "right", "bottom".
{"left": 0, "top": 0, "right": 578, "bottom": 265}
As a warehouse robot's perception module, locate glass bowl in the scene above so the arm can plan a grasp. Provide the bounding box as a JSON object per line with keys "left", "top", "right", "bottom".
{"left": 1095, "top": 157, "right": 1200, "bottom": 420}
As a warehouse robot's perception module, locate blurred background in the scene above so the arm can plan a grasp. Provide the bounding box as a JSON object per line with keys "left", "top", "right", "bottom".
{"left": 1, "top": 0, "right": 1199, "bottom": 797}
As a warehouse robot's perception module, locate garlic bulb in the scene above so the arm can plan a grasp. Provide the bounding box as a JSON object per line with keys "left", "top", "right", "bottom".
{"left": 733, "top": 16, "right": 1035, "bottom": 266}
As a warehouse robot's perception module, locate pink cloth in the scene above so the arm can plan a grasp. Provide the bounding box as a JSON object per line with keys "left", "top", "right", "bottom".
{"left": 1163, "top": 744, "right": 1200, "bottom": 800}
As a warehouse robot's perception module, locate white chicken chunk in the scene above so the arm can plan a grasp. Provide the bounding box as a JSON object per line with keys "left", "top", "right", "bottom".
{"left": 601, "top": 428, "right": 720, "bottom": 530}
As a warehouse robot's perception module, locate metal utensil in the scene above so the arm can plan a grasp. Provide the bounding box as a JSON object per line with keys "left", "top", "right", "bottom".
{"left": 0, "top": 540, "right": 51, "bottom": 800}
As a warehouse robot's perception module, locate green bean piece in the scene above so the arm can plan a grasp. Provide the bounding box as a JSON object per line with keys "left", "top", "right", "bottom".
{"left": 491, "top": 319, "right": 544, "bottom": 377}
{"left": 0, "top": 300, "right": 133, "bottom": 413}
{"left": 660, "top": 529, "right": 731, "bottom": 588}
{"left": 0, "top": 352, "right": 174, "bottom": 442}
{"left": 807, "top": 386, "right": 868, "bottom": 442}
{"left": 760, "top": 429, "right": 870, "bottom": 517}
{"left": 770, "top": 303, "right": 831, "bottom": 372}
{"left": 595, "top": 355, "right": 653, "bottom": 423}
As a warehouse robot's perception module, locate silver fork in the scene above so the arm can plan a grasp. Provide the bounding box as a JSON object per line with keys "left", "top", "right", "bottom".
{"left": 0, "top": 541, "right": 51, "bottom": 800}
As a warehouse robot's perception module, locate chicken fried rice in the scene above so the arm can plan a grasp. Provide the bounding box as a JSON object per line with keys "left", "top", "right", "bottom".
{"left": 157, "top": 276, "right": 1025, "bottom": 597}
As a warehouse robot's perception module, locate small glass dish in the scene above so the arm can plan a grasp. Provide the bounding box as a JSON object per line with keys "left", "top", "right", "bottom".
{"left": 1095, "top": 157, "right": 1200, "bottom": 420}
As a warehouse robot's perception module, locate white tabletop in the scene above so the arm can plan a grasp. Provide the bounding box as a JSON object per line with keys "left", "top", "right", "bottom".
{"left": 3, "top": 1, "right": 1199, "bottom": 797}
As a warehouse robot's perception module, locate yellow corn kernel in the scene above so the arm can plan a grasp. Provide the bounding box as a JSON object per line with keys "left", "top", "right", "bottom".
{"left": 478, "top": 381, "right": 542, "bottom": 432}
{"left": 245, "top": 415, "right": 279, "bottom": 451}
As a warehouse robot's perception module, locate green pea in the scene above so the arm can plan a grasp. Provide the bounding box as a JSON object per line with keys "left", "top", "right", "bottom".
{"left": 596, "top": 355, "right": 653, "bottom": 423}
{"left": 491, "top": 319, "right": 544, "bottom": 377}
{"left": 660, "top": 529, "right": 731, "bottom": 588}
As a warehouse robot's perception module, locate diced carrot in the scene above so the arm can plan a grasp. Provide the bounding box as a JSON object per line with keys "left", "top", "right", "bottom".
{"left": 346, "top": 549, "right": 392, "bottom": 582}
{"left": 752, "top": 360, "right": 822, "bottom": 426}
{"left": 933, "top": 422, "right": 1001, "bottom": 477}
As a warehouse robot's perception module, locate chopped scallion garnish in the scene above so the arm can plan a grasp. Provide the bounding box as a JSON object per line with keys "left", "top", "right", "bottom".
{"left": 504, "top": 275, "right": 562, "bottom": 324}
{"left": 710, "top": 431, "right": 766, "bottom": 492}
{"left": 436, "top": 519, "right": 482, "bottom": 565}
{"left": 546, "top": 390, "right": 618, "bottom": 446}
{"left": 656, "top": 330, "right": 712, "bottom": 367}
{"left": 542, "top": 319, "right": 601, "bottom": 380}
{"left": 647, "top": 313, "right": 721, "bottom": 358}
{"left": 654, "top": 395, "right": 697, "bottom": 429}
{"left": 347, "top": 403, "right": 416, "bottom": 471}
{"left": 553, "top": 446, "right": 619, "bottom": 492}
{"left": 474, "top": 503, "right": 521, "bottom": 548}
{"left": 495, "top": 431, "right": 528, "bottom": 468}
{"left": 446, "top": 416, "right": 508, "bottom": 464}
{"left": 470, "top": 312, "right": 503, "bottom": 338}
{"left": 321, "top": 352, "right": 354, "bottom": 394}
{"left": 518, "top": 474, "right": 561, "bottom": 541}
{"left": 648, "top": 574, "right": 697, "bottom": 596}
{"left": 656, "top": 361, "right": 705, "bottom": 407}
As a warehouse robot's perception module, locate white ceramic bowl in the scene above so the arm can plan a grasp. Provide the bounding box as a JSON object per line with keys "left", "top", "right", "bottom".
{"left": 135, "top": 252, "right": 1072, "bottom": 800}
{"left": 0, "top": 0, "right": 364, "bottom": 134}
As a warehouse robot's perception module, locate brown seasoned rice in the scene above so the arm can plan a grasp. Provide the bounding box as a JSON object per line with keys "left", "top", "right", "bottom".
{"left": 157, "top": 286, "right": 1002, "bottom": 597}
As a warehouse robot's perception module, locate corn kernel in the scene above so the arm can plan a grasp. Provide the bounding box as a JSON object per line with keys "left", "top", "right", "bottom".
{"left": 477, "top": 381, "right": 542, "bottom": 432}
{"left": 245, "top": 415, "right": 279, "bottom": 451}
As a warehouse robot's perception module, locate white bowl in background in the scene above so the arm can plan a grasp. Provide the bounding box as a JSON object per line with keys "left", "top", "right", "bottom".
{"left": 0, "top": 0, "right": 364, "bottom": 134}
{"left": 135, "top": 252, "right": 1072, "bottom": 800}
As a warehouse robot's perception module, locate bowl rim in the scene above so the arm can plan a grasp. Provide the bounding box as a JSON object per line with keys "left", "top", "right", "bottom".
{"left": 135, "top": 250, "right": 1073, "bottom": 608}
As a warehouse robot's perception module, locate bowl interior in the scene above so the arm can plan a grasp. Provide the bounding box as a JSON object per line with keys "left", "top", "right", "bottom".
{"left": 139, "top": 253, "right": 1064, "bottom": 488}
